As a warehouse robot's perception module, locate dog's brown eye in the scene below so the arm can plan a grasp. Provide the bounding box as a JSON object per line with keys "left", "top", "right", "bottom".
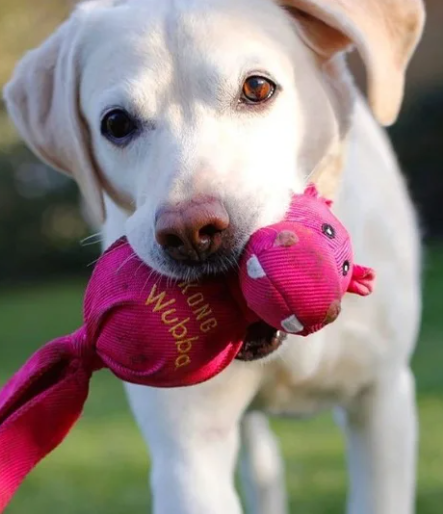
{"left": 241, "top": 76, "right": 276, "bottom": 104}
{"left": 101, "top": 109, "right": 137, "bottom": 143}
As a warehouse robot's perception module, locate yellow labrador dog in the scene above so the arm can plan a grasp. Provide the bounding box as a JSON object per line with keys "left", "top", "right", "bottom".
{"left": 4, "top": 0, "right": 425, "bottom": 512}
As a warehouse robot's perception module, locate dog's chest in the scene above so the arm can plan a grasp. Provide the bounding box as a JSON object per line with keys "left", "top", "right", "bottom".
{"left": 251, "top": 296, "right": 387, "bottom": 417}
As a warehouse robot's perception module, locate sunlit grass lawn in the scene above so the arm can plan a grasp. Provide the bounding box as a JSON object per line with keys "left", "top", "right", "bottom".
{"left": 1, "top": 245, "right": 443, "bottom": 513}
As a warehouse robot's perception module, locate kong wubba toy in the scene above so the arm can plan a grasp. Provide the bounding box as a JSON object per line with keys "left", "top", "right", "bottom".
{"left": 0, "top": 184, "right": 374, "bottom": 509}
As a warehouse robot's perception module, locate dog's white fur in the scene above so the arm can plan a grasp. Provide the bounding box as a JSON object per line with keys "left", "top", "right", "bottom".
{"left": 3, "top": 0, "right": 425, "bottom": 512}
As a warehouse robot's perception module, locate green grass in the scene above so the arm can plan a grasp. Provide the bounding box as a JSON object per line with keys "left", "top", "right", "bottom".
{"left": 1, "top": 245, "right": 443, "bottom": 513}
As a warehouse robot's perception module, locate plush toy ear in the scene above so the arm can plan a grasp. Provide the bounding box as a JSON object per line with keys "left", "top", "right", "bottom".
{"left": 347, "top": 265, "right": 375, "bottom": 296}
{"left": 304, "top": 183, "right": 333, "bottom": 207}
{"left": 304, "top": 183, "right": 319, "bottom": 198}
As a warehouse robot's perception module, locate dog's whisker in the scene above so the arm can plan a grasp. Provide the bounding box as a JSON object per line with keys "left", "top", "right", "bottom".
{"left": 134, "top": 260, "right": 147, "bottom": 278}
{"left": 304, "top": 160, "right": 324, "bottom": 185}
{"left": 86, "top": 257, "right": 101, "bottom": 267}
{"left": 115, "top": 252, "right": 137, "bottom": 274}
{"left": 81, "top": 240, "right": 104, "bottom": 248}
{"left": 80, "top": 232, "right": 103, "bottom": 245}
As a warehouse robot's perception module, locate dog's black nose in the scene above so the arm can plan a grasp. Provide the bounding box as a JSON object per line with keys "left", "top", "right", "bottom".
{"left": 155, "top": 197, "right": 230, "bottom": 262}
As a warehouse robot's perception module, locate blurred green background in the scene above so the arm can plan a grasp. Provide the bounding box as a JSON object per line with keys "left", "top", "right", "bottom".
{"left": 0, "top": 0, "right": 442, "bottom": 512}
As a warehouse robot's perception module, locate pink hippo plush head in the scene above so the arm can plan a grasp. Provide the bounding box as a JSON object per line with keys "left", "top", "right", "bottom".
{"left": 239, "top": 184, "right": 375, "bottom": 336}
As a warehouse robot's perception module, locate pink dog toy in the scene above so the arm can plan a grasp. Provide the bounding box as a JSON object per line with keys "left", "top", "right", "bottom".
{"left": 0, "top": 184, "right": 374, "bottom": 510}
{"left": 239, "top": 184, "right": 374, "bottom": 336}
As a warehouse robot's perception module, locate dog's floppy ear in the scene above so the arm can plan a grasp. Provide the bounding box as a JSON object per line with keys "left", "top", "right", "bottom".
{"left": 282, "top": 0, "right": 425, "bottom": 126}
{"left": 3, "top": 9, "right": 105, "bottom": 223}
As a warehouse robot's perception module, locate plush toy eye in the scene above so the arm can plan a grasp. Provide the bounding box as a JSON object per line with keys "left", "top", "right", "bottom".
{"left": 322, "top": 223, "right": 335, "bottom": 239}
{"left": 343, "top": 260, "right": 350, "bottom": 276}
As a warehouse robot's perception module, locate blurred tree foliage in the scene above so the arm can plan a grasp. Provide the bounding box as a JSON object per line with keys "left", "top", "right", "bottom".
{"left": 0, "top": 0, "right": 96, "bottom": 283}
{"left": 388, "top": 88, "right": 443, "bottom": 240}
{"left": 0, "top": 140, "right": 98, "bottom": 283}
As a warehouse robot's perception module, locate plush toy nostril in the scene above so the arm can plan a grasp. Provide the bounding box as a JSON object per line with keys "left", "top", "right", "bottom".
{"left": 324, "top": 300, "right": 342, "bottom": 325}
{"left": 275, "top": 230, "right": 299, "bottom": 247}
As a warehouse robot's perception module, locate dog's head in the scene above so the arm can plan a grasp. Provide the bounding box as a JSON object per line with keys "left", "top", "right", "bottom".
{"left": 3, "top": 0, "right": 424, "bottom": 281}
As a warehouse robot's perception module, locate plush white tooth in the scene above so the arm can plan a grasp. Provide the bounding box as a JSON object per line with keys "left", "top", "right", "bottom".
{"left": 281, "top": 315, "right": 304, "bottom": 334}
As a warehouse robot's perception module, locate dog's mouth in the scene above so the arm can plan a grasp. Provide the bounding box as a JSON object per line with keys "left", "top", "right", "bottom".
{"left": 165, "top": 252, "right": 240, "bottom": 279}
{"left": 236, "top": 322, "right": 287, "bottom": 361}
{"left": 134, "top": 234, "right": 286, "bottom": 361}
{"left": 155, "top": 242, "right": 245, "bottom": 281}
{"left": 155, "top": 250, "right": 286, "bottom": 361}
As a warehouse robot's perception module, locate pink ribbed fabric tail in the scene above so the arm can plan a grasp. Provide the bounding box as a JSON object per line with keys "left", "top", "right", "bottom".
{"left": 0, "top": 329, "right": 100, "bottom": 509}
{"left": 0, "top": 237, "right": 247, "bottom": 511}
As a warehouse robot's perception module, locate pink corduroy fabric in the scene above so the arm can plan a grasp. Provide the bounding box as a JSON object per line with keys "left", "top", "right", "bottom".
{"left": 0, "top": 238, "right": 248, "bottom": 510}
{"left": 0, "top": 184, "right": 374, "bottom": 510}
{"left": 239, "top": 184, "right": 375, "bottom": 335}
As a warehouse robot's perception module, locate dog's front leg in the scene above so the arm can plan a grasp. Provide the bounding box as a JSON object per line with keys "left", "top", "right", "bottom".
{"left": 239, "top": 412, "right": 288, "bottom": 514}
{"left": 337, "top": 365, "right": 418, "bottom": 514}
{"left": 124, "top": 362, "right": 263, "bottom": 514}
